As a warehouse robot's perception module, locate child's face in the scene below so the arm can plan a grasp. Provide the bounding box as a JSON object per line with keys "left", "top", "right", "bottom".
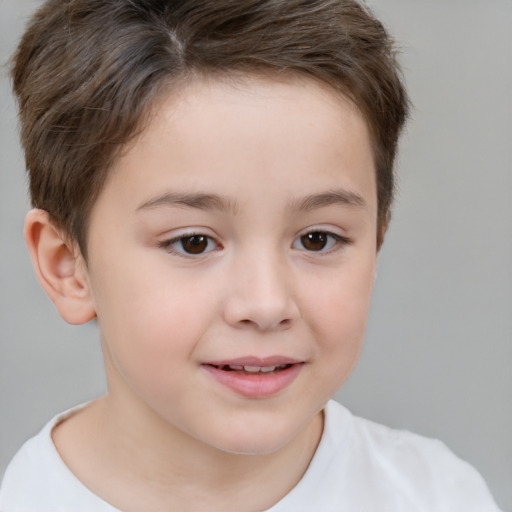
{"left": 84, "top": 76, "right": 378, "bottom": 454}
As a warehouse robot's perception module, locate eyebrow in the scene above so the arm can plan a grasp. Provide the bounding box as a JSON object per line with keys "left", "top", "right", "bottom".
{"left": 137, "top": 192, "right": 239, "bottom": 214}
{"left": 137, "top": 188, "right": 366, "bottom": 215}
{"left": 289, "top": 189, "right": 367, "bottom": 212}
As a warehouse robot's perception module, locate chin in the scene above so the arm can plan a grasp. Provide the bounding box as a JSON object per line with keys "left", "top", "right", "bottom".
{"left": 206, "top": 416, "right": 309, "bottom": 456}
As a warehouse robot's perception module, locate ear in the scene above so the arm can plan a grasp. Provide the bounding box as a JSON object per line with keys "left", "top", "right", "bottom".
{"left": 24, "top": 209, "right": 96, "bottom": 325}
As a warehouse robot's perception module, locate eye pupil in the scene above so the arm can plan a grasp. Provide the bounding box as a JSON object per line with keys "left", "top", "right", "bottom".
{"left": 181, "top": 235, "right": 208, "bottom": 254}
{"left": 301, "top": 232, "right": 327, "bottom": 251}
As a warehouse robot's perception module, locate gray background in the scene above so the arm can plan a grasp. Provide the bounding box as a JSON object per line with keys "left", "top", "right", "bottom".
{"left": 1, "top": 0, "right": 511, "bottom": 510}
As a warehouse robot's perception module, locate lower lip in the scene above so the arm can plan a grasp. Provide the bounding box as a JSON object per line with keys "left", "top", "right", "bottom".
{"left": 202, "top": 364, "right": 303, "bottom": 398}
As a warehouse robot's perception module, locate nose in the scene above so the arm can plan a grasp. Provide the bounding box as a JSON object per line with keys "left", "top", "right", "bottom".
{"left": 223, "top": 251, "right": 300, "bottom": 332}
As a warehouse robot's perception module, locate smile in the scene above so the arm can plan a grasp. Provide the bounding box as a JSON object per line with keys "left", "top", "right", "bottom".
{"left": 202, "top": 358, "right": 303, "bottom": 398}
{"left": 209, "top": 364, "right": 293, "bottom": 373}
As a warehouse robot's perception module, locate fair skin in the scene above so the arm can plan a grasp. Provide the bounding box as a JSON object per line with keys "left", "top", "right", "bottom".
{"left": 26, "top": 76, "right": 380, "bottom": 511}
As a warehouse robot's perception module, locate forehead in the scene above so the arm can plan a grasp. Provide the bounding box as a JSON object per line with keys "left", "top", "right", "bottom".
{"left": 100, "top": 74, "right": 376, "bottom": 217}
{"left": 151, "top": 73, "right": 369, "bottom": 150}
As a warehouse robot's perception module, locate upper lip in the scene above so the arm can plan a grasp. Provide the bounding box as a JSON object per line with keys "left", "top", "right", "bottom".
{"left": 203, "top": 356, "right": 303, "bottom": 367}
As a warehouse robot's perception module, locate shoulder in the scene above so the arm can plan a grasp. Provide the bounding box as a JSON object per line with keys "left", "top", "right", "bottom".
{"left": 354, "top": 414, "right": 470, "bottom": 479}
{"left": 328, "top": 400, "right": 501, "bottom": 511}
{"left": 0, "top": 404, "right": 119, "bottom": 512}
{"left": 0, "top": 411, "right": 63, "bottom": 508}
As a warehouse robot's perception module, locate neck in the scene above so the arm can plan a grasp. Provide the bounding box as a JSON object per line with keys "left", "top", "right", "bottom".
{"left": 53, "top": 395, "right": 324, "bottom": 512}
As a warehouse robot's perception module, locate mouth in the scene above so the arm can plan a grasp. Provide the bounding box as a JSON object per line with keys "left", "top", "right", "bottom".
{"left": 206, "top": 363, "right": 294, "bottom": 374}
{"left": 202, "top": 358, "right": 303, "bottom": 398}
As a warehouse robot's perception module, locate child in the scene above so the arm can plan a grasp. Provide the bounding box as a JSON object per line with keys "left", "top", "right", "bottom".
{"left": 0, "top": 0, "right": 502, "bottom": 510}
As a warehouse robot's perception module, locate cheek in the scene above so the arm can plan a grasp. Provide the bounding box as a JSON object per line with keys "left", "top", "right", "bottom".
{"left": 96, "top": 282, "right": 207, "bottom": 408}
{"left": 91, "top": 262, "right": 214, "bottom": 377}
{"left": 308, "top": 256, "right": 376, "bottom": 358}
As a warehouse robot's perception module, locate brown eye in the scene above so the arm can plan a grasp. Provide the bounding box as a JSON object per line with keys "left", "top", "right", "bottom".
{"left": 300, "top": 232, "right": 328, "bottom": 251}
{"left": 293, "top": 231, "right": 347, "bottom": 253}
{"left": 180, "top": 235, "right": 209, "bottom": 254}
{"left": 162, "top": 234, "right": 218, "bottom": 256}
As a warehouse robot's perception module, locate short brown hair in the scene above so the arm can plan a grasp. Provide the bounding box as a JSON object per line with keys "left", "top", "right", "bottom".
{"left": 11, "top": 0, "right": 409, "bottom": 255}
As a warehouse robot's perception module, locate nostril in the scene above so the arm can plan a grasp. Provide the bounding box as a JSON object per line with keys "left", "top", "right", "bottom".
{"left": 224, "top": 293, "right": 300, "bottom": 331}
{"left": 236, "top": 317, "right": 292, "bottom": 330}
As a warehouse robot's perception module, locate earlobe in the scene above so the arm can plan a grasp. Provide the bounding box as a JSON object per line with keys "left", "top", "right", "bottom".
{"left": 24, "top": 209, "right": 96, "bottom": 325}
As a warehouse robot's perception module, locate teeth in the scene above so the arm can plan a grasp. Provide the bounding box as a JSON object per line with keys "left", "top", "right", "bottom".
{"left": 243, "top": 365, "right": 277, "bottom": 372}
{"left": 243, "top": 365, "right": 261, "bottom": 372}
{"left": 218, "top": 364, "right": 290, "bottom": 372}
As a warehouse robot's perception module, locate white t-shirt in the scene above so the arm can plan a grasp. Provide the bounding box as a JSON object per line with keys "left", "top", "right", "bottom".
{"left": 0, "top": 400, "right": 501, "bottom": 512}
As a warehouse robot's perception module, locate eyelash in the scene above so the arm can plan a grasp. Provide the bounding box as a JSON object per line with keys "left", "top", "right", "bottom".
{"left": 158, "top": 232, "right": 221, "bottom": 257}
{"left": 159, "top": 229, "right": 351, "bottom": 258}
{"left": 292, "top": 230, "right": 351, "bottom": 254}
